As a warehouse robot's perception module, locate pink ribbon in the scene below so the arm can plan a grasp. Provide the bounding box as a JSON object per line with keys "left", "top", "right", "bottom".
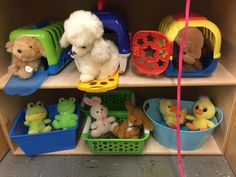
{"left": 101, "top": 117, "right": 110, "bottom": 126}
{"left": 176, "top": 0, "right": 191, "bottom": 177}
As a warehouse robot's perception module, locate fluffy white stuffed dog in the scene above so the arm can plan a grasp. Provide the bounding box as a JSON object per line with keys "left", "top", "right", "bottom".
{"left": 60, "top": 10, "right": 120, "bottom": 82}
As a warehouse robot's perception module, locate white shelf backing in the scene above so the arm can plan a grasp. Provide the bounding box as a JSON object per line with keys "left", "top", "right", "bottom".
{"left": 14, "top": 135, "right": 222, "bottom": 155}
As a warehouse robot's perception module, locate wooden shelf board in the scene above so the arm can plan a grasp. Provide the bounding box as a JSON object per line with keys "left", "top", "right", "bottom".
{"left": 1, "top": 60, "right": 236, "bottom": 89}
{"left": 120, "top": 61, "right": 236, "bottom": 87}
{"left": 13, "top": 135, "right": 222, "bottom": 155}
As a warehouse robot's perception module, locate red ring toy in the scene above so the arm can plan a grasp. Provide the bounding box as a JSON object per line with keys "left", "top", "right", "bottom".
{"left": 132, "top": 30, "right": 171, "bottom": 75}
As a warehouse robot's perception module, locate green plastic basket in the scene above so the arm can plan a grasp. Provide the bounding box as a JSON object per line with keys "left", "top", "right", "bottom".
{"left": 81, "top": 89, "right": 135, "bottom": 118}
{"left": 82, "top": 111, "right": 150, "bottom": 154}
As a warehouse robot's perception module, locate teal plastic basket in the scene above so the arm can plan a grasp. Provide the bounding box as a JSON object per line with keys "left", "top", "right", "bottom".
{"left": 143, "top": 98, "right": 224, "bottom": 150}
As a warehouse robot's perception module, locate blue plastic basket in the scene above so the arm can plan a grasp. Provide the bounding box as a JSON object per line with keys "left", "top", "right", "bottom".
{"left": 9, "top": 103, "right": 80, "bottom": 156}
{"left": 143, "top": 98, "right": 224, "bottom": 150}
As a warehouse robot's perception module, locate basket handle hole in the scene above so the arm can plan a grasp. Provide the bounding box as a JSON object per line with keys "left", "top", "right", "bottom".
{"left": 144, "top": 103, "right": 150, "bottom": 112}
{"left": 215, "top": 110, "right": 222, "bottom": 123}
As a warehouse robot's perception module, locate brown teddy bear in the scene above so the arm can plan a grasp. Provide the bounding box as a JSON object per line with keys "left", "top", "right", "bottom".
{"left": 175, "top": 27, "right": 204, "bottom": 71}
{"left": 112, "top": 101, "right": 153, "bottom": 139}
{"left": 6, "top": 36, "right": 45, "bottom": 79}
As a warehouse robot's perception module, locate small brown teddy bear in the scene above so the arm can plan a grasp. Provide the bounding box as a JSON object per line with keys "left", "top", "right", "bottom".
{"left": 175, "top": 27, "right": 204, "bottom": 71}
{"left": 112, "top": 101, "right": 153, "bottom": 139}
{"left": 6, "top": 36, "right": 45, "bottom": 79}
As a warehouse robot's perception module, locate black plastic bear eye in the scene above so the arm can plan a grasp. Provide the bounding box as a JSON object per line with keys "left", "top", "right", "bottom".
{"left": 81, "top": 46, "right": 86, "bottom": 49}
{"left": 101, "top": 108, "right": 103, "bottom": 111}
{"left": 29, "top": 45, "right": 32, "bottom": 49}
{"left": 96, "top": 111, "right": 99, "bottom": 114}
{"left": 195, "top": 105, "right": 199, "bottom": 109}
{"left": 168, "top": 105, "right": 171, "bottom": 108}
{"left": 203, "top": 108, "right": 208, "bottom": 112}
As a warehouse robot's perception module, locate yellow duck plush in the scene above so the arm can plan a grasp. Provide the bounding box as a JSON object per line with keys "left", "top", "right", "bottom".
{"left": 159, "top": 99, "right": 188, "bottom": 129}
{"left": 185, "top": 96, "right": 216, "bottom": 131}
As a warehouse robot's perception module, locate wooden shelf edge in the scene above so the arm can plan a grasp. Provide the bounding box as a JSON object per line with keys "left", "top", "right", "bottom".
{"left": 13, "top": 135, "right": 222, "bottom": 156}
{"left": 1, "top": 60, "right": 236, "bottom": 90}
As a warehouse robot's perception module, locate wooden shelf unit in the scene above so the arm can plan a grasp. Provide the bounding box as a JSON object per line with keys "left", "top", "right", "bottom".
{"left": 0, "top": 1, "right": 236, "bottom": 173}
{"left": 0, "top": 85, "right": 235, "bottom": 156}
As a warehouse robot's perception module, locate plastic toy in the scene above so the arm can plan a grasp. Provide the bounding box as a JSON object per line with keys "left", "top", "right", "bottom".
{"left": 132, "top": 13, "right": 221, "bottom": 77}
{"left": 132, "top": 31, "right": 171, "bottom": 74}
{"left": 24, "top": 101, "right": 52, "bottom": 134}
{"left": 52, "top": 98, "right": 78, "bottom": 129}
{"left": 4, "top": 20, "right": 72, "bottom": 96}
{"left": 159, "top": 99, "right": 188, "bottom": 129}
{"left": 77, "top": 70, "right": 119, "bottom": 93}
{"left": 6, "top": 36, "right": 45, "bottom": 79}
{"left": 83, "top": 96, "right": 118, "bottom": 137}
{"left": 185, "top": 96, "right": 216, "bottom": 130}
{"left": 94, "top": 0, "right": 130, "bottom": 73}
{"left": 8, "top": 20, "right": 71, "bottom": 75}
{"left": 159, "top": 13, "right": 221, "bottom": 76}
{"left": 112, "top": 100, "right": 153, "bottom": 139}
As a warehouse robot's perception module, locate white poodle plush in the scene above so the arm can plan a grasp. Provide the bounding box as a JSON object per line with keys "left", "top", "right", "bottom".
{"left": 60, "top": 10, "right": 120, "bottom": 82}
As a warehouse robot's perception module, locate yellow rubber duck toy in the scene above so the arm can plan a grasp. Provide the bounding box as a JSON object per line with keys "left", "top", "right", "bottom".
{"left": 159, "top": 99, "right": 188, "bottom": 129}
{"left": 185, "top": 96, "right": 216, "bottom": 131}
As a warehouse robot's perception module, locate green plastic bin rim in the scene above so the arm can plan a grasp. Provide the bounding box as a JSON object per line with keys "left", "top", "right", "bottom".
{"left": 80, "top": 89, "right": 135, "bottom": 114}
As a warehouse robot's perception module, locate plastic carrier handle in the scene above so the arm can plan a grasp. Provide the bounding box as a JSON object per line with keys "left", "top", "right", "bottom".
{"left": 82, "top": 116, "right": 150, "bottom": 135}
{"left": 82, "top": 116, "right": 92, "bottom": 134}
{"left": 143, "top": 100, "right": 156, "bottom": 113}
{"left": 215, "top": 107, "right": 224, "bottom": 125}
{"left": 31, "top": 20, "right": 49, "bottom": 29}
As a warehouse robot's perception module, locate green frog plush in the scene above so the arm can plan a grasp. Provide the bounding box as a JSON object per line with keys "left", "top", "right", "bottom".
{"left": 24, "top": 101, "right": 52, "bottom": 134}
{"left": 52, "top": 97, "right": 78, "bottom": 129}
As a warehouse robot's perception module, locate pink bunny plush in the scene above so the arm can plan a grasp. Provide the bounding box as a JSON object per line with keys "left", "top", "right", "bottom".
{"left": 83, "top": 97, "right": 119, "bottom": 137}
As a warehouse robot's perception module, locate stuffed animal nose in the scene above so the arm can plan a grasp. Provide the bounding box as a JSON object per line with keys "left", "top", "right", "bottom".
{"left": 17, "top": 49, "right": 22, "bottom": 53}
{"left": 170, "top": 104, "right": 177, "bottom": 112}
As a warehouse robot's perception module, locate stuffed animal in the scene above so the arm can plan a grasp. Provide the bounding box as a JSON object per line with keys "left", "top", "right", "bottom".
{"left": 6, "top": 36, "right": 45, "bottom": 79}
{"left": 175, "top": 27, "right": 204, "bottom": 71}
{"left": 83, "top": 96, "right": 119, "bottom": 137}
{"left": 24, "top": 101, "right": 52, "bottom": 134}
{"left": 112, "top": 101, "right": 153, "bottom": 139}
{"left": 159, "top": 99, "right": 188, "bottom": 129}
{"left": 52, "top": 97, "right": 78, "bottom": 130}
{"left": 185, "top": 96, "right": 216, "bottom": 130}
{"left": 60, "top": 10, "right": 120, "bottom": 82}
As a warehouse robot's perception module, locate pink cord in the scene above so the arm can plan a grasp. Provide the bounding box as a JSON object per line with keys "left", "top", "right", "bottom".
{"left": 176, "top": 0, "right": 191, "bottom": 177}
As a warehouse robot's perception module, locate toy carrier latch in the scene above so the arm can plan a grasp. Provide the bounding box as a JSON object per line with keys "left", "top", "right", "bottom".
{"left": 132, "top": 30, "right": 171, "bottom": 75}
